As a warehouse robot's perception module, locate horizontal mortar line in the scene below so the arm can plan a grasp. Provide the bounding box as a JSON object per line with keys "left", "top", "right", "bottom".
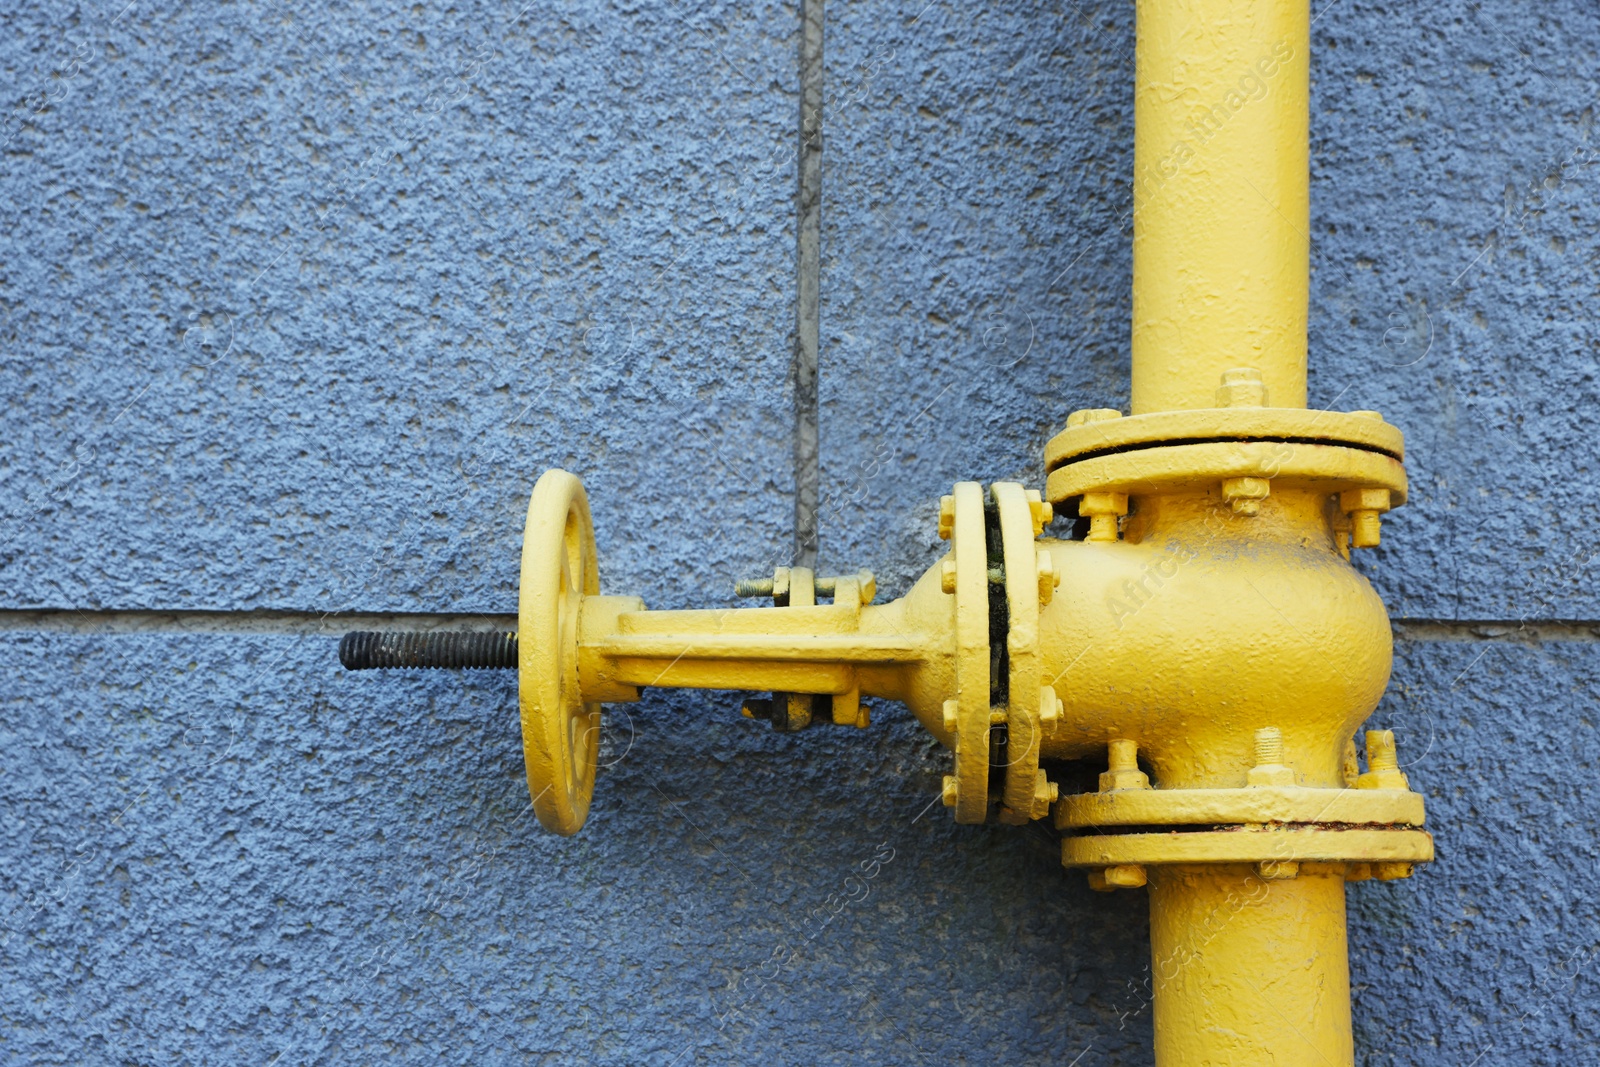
{"left": 1389, "top": 619, "right": 1600, "bottom": 642}
{"left": 0, "top": 610, "right": 1595, "bottom": 644}
{"left": 0, "top": 608, "right": 518, "bottom": 636}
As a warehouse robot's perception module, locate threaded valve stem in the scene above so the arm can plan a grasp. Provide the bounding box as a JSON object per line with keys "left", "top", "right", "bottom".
{"left": 338, "top": 631, "right": 518, "bottom": 671}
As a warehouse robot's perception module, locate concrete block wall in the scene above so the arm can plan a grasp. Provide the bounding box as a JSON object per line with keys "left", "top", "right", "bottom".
{"left": 3, "top": 0, "right": 1597, "bottom": 1062}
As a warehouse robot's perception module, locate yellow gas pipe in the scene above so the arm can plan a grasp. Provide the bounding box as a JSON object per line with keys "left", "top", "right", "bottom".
{"left": 347, "top": 1, "right": 1430, "bottom": 1061}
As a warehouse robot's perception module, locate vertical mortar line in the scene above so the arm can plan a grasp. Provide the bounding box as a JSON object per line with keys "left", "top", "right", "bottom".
{"left": 792, "top": 0, "right": 824, "bottom": 569}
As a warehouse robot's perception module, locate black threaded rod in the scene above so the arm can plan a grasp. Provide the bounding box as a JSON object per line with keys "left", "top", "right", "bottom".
{"left": 339, "top": 631, "right": 518, "bottom": 671}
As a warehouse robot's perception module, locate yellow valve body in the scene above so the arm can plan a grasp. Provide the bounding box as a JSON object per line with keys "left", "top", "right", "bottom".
{"left": 499, "top": 0, "right": 1422, "bottom": 1062}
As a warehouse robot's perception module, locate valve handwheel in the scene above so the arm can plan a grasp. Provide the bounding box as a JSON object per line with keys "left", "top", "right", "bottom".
{"left": 518, "top": 468, "right": 602, "bottom": 835}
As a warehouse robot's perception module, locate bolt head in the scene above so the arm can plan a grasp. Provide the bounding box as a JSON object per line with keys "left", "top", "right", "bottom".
{"left": 1067, "top": 408, "right": 1123, "bottom": 429}
{"left": 1025, "top": 489, "right": 1053, "bottom": 534}
{"left": 1340, "top": 487, "right": 1392, "bottom": 513}
{"left": 1350, "top": 510, "right": 1383, "bottom": 548}
{"left": 1080, "top": 490, "right": 1129, "bottom": 517}
{"left": 942, "top": 698, "right": 960, "bottom": 734}
{"left": 937, "top": 495, "right": 956, "bottom": 540}
{"left": 1038, "top": 686, "right": 1060, "bottom": 728}
{"left": 1035, "top": 773, "right": 1059, "bottom": 807}
{"left": 1257, "top": 860, "right": 1300, "bottom": 881}
{"left": 1247, "top": 764, "right": 1296, "bottom": 787}
{"left": 941, "top": 775, "right": 959, "bottom": 807}
{"left": 940, "top": 558, "right": 958, "bottom": 594}
{"left": 1102, "top": 864, "right": 1147, "bottom": 889}
{"left": 1216, "top": 366, "right": 1268, "bottom": 408}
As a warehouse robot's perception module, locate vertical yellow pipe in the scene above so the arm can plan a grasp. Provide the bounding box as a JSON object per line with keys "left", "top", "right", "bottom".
{"left": 1149, "top": 865, "right": 1354, "bottom": 1065}
{"left": 1131, "top": 1, "right": 1352, "bottom": 1061}
{"left": 1131, "top": 0, "right": 1310, "bottom": 413}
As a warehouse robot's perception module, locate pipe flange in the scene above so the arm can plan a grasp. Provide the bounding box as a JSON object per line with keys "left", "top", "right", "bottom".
{"left": 1046, "top": 439, "right": 1407, "bottom": 508}
{"left": 1043, "top": 407, "right": 1407, "bottom": 517}
{"left": 1045, "top": 407, "right": 1405, "bottom": 470}
{"left": 518, "top": 468, "right": 603, "bottom": 835}
{"left": 941, "top": 481, "right": 992, "bottom": 824}
{"left": 1055, "top": 785, "right": 1426, "bottom": 829}
{"left": 1061, "top": 826, "right": 1434, "bottom": 868}
{"left": 992, "top": 482, "right": 1057, "bottom": 824}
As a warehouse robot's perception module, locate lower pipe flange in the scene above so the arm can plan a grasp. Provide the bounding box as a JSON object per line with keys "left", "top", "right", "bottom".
{"left": 1061, "top": 825, "right": 1434, "bottom": 873}
{"left": 1057, "top": 736, "right": 1433, "bottom": 889}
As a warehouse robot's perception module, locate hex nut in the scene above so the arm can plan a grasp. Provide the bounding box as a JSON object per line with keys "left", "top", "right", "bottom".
{"left": 1039, "top": 686, "right": 1061, "bottom": 729}
{"left": 1025, "top": 488, "right": 1054, "bottom": 535}
{"left": 941, "top": 774, "right": 960, "bottom": 808}
{"left": 1103, "top": 864, "right": 1148, "bottom": 889}
{"left": 1067, "top": 408, "right": 1123, "bottom": 429}
{"left": 1222, "top": 476, "right": 1271, "bottom": 516}
{"left": 1257, "top": 860, "right": 1300, "bottom": 881}
{"left": 1216, "top": 366, "right": 1267, "bottom": 408}
{"left": 1036, "top": 549, "right": 1058, "bottom": 604}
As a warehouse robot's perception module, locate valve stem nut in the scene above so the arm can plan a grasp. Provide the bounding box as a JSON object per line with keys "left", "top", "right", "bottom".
{"left": 1222, "top": 476, "right": 1271, "bottom": 516}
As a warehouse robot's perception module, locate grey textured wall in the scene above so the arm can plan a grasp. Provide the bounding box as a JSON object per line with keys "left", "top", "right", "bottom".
{"left": 3, "top": 0, "right": 1598, "bottom": 1063}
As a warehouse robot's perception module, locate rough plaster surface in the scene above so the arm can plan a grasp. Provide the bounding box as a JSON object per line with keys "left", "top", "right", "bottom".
{"left": 817, "top": 0, "right": 1600, "bottom": 620}
{"left": 3, "top": 636, "right": 1597, "bottom": 1063}
{"left": 0, "top": 0, "right": 798, "bottom": 614}
{"left": 0, "top": 634, "right": 1151, "bottom": 1064}
{"left": 4, "top": 0, "right": 1599, "bottom": 1062}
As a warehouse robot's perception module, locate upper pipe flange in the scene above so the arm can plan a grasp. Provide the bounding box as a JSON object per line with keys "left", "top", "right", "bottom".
{"left": 1044, "top": 406, "right": 1404, "bottom": 470}
{"left": 1043, "top": 403, "right": 1408, "bottom": 546}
